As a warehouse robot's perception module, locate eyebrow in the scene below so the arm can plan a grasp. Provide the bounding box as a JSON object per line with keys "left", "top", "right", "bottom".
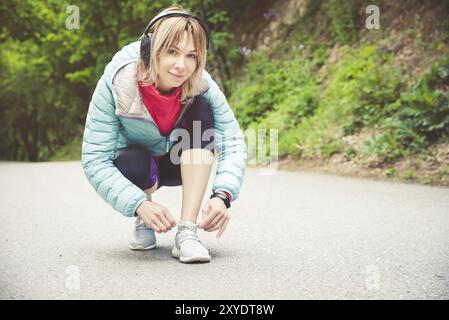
{"left": 172, "top": 45, "right": 197, "bottom": 53}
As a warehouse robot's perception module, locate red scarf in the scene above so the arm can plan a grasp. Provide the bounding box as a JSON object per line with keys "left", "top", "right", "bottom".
{"left": 138, "top": 82, "right": 183, "bottom": 136}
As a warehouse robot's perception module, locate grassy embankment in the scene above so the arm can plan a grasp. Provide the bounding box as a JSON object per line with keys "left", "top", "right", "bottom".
{"left": 231, "top": 1, "right": 449, "bottom": 186}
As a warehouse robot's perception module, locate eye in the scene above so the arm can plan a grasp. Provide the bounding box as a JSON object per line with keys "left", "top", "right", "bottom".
{"left": 188, "top": 54, "right": 197, "bottom": 59}
{"left": 168, "top": 49, "right": 177, "bottom": 55}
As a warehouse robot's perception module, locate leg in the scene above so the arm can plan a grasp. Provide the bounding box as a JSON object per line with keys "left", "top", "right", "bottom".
{"left": 113, "top": 144, "right": 158, "bottom": 205}
{"left": 113, "top": 145, "right": 159, "bottom": 250}
{"left": 180, "top": 148, "right": 214, "bottom": 222}
{"left": 142, "top": 97, "right": 215, "bottom": 223}
{"left": 179, "top": 97, "right": 215, "bottom": 223}
{"left": 164, "top": 97, "right": 215, "bottom": 263}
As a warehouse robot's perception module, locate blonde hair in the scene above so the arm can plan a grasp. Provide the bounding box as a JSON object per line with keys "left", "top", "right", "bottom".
{"left": 137, "top": 6, "right": 208, "bottom": 103}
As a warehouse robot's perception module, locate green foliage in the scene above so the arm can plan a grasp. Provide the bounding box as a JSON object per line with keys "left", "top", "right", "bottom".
{"left": 288, "top": 45, "right": 402, "bottom": 159}
{"left": 0, "top": 0, "right": 257, "bottom": 161}
{"left": 326, "top": 0, "right": 357, "bottom": 44}
{"left": 383, "top": 167, "right": 396, "bottom": 178}
{"left": 420, "top": 176, "right": 435, "bottom": 184}
{"left": 231, "top": 52, "right": 319, "bottom": 129}
{"left": 49, "top": 137, "right": 82, "bottom": 161}
{"left": 230, "top": 50, "right": 321, "bottom": 158}
{"left": 401, "top": 169, "right": 415, "bottom": 180}
{"left": 231, "top": 0, "right": 449, "bottom": 172}
{"left": 363, "top": 130, "right": 412, "bottom": 162}
{"left": 1, "top": 0, "right": 448, "bottom": 167}
{"left": 395, "top": 58, "right": 449, "bottom": 140}
{"left": 363, "top": 57, "right": 449, "bottom": 161}
{"left": 0, "top": 0, "right": 169, "bottom": 161}
{"left": 326, "top": 45, "right": 403, "bottom": 135}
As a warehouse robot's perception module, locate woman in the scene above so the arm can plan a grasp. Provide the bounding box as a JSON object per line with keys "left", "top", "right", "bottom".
{"left": 81, "top": 6, "right": 247, "bottom": 263}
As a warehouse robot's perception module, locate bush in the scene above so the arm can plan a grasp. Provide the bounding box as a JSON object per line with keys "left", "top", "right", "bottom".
{"left": 231, "top": 52, "right": 319, "bottom": 128}
{"left": 326, "top": 0, "right": 357, "bottom": 44}
{"left": 395, "top": 58, "right": 449, "bottom": 141}
{"left": 231, "top": 50, "right": 321, "bottom": 158}
{"left": 293, "top": 45, "right": 402, "bottom": 160}
{"left": 326, "top": 45, "right": 403, "bottom": 135}
{"left": 231, "top": 20, "right": 448, "bottom": 165}
{"left": 363, "top": 57, "right": 449, "bottom": 160}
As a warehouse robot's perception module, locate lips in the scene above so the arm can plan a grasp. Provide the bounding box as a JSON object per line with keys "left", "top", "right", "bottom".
{"left": 169, "top": 72, "right": 185, "bottom": 79}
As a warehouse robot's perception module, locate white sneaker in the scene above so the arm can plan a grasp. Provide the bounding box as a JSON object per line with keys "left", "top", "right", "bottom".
{"left": 128, "top": 217, "right": 157, "bottom": 250}
{"left": 172, "top": 221, "right": 211, "bottom": 263}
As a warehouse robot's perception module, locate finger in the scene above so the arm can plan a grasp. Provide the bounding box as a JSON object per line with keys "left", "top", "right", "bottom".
{"left": 217, "top": 216, "right": 230, "bottom": 238}
{"left": 152, "top": 218, "right": 167, "bottom": 233}
{"left": 203, "top": 211, "right": 225, "bottom": 230}
{"left": 148, "top": 221, "right": 161, "bottom": 233}
{"left": 216, "top": 216, "right": 230, "bottom": 238}
{"left": 207, "top": 214, "right": 227, "bottom": 232}
{"left": 157, "top": 209, "right": 173, "bottom": 230}
{"left": 199, "top": 210, "right": 219, "bottom": 228}
{"left": 165, "top": 212, "right": 177, "bottom": 227}
{"left": 204, "top": 214, "right": 226, "bottom": 231}
{"left": 158, "top": 213, "right": 173, "bottom": 231}
{"left": 206, "top": 222, "right": 224, "bottom": 232}
{"left": 160, "top": 207, "right": 176, "bottom": 227}
{"left": 142, "top": 217, "right": 156, "bottom": 230}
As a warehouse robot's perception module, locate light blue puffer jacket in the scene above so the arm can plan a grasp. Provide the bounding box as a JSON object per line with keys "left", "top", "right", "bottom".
{"left": 81, "top": 41, "right": 247, "bottom": 218}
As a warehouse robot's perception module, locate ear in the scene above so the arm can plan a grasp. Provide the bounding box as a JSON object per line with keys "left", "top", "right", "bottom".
{"left": 140, "top": 34, "right": 152, "bottom": 66}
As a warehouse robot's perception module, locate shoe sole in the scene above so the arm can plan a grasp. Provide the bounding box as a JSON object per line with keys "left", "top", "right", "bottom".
{"left": 171, "top": 246, "right": 211, "bottom": 263}
{"left": 128, "top": 243, "right": 157, "bottom": 251}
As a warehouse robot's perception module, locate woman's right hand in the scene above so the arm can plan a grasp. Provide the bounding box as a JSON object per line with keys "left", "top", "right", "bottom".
{"left": 136, "top": 200, "right": 176, "bottom": 233}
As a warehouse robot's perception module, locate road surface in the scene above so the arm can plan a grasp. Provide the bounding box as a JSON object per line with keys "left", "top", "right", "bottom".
{"left": 0, "top": 161, "right": 448, "bottom": 299}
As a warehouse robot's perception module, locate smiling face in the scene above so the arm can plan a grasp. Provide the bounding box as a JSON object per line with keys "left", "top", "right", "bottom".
{"left": 156, "top": 30, "right": 198, "bottom": 94}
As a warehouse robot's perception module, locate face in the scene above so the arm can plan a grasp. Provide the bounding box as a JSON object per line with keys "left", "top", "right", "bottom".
{"left": 157, "top": 31, "right": 198, "bottom": 93}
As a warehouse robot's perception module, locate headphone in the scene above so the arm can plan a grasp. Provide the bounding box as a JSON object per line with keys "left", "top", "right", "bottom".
{"left": 140, "top": 10, "right": 210, "bottom": 66}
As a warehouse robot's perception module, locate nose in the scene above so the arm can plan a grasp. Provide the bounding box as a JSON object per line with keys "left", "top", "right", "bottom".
{"left": 174, "top": 56, "right": 186, "bottom": 71}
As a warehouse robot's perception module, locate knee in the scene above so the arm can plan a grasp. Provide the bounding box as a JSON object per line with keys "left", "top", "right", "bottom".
{"left": 113, "top": 145, "right": 153, "bottom": 189}
{"left": 185, "top": 97, "right": 214, "bottom": 130}
{"left": 182, "top": 98, "right": 215, "bottom": 152}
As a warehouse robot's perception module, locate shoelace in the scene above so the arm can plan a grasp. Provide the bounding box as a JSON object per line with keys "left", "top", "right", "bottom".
{"left": 176, "top": 223, "right": 201, "bottom": 246}
{"left": 135, "top": 218, "right": 205, "bottom": 250}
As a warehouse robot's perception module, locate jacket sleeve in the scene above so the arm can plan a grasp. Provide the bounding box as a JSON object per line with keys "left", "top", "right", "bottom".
{"left": 201, "top": 71, "right": 247, "bottom": 202}
{"left": 81, "top": 75, "right": 148, "bottom": 217}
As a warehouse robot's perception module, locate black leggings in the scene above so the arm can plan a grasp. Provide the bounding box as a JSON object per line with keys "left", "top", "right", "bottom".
{"left": 113, "top": 96, "right": 215, "bottom": 191}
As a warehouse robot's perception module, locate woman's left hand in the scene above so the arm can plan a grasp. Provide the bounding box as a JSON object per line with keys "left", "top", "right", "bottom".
{"left": 199, "top": 198, "right": 230, "bottom": 238}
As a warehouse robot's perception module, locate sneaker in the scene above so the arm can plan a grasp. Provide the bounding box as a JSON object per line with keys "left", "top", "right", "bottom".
{"left": 128, "top": 217, "right": 157, "bottom": 250}
{"left": 172, "top": 221, "right": 211, "bottom": 263}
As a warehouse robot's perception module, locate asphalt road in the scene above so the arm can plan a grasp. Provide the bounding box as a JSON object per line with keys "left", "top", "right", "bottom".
{"left": 0, "top": 161, "right": 448, "bottom": 299}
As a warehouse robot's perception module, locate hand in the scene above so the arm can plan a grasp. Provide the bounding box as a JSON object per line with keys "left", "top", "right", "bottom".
{"left": 199, "top": 198, "right": 230, "bottom": 238}
{"left": 136, "top": 200, "right": 176, "bottom": 233}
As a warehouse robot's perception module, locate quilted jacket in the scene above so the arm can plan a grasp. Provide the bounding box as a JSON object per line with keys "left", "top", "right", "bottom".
{"left": 81, "top": 41, "right": 247, "bottom": 217}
